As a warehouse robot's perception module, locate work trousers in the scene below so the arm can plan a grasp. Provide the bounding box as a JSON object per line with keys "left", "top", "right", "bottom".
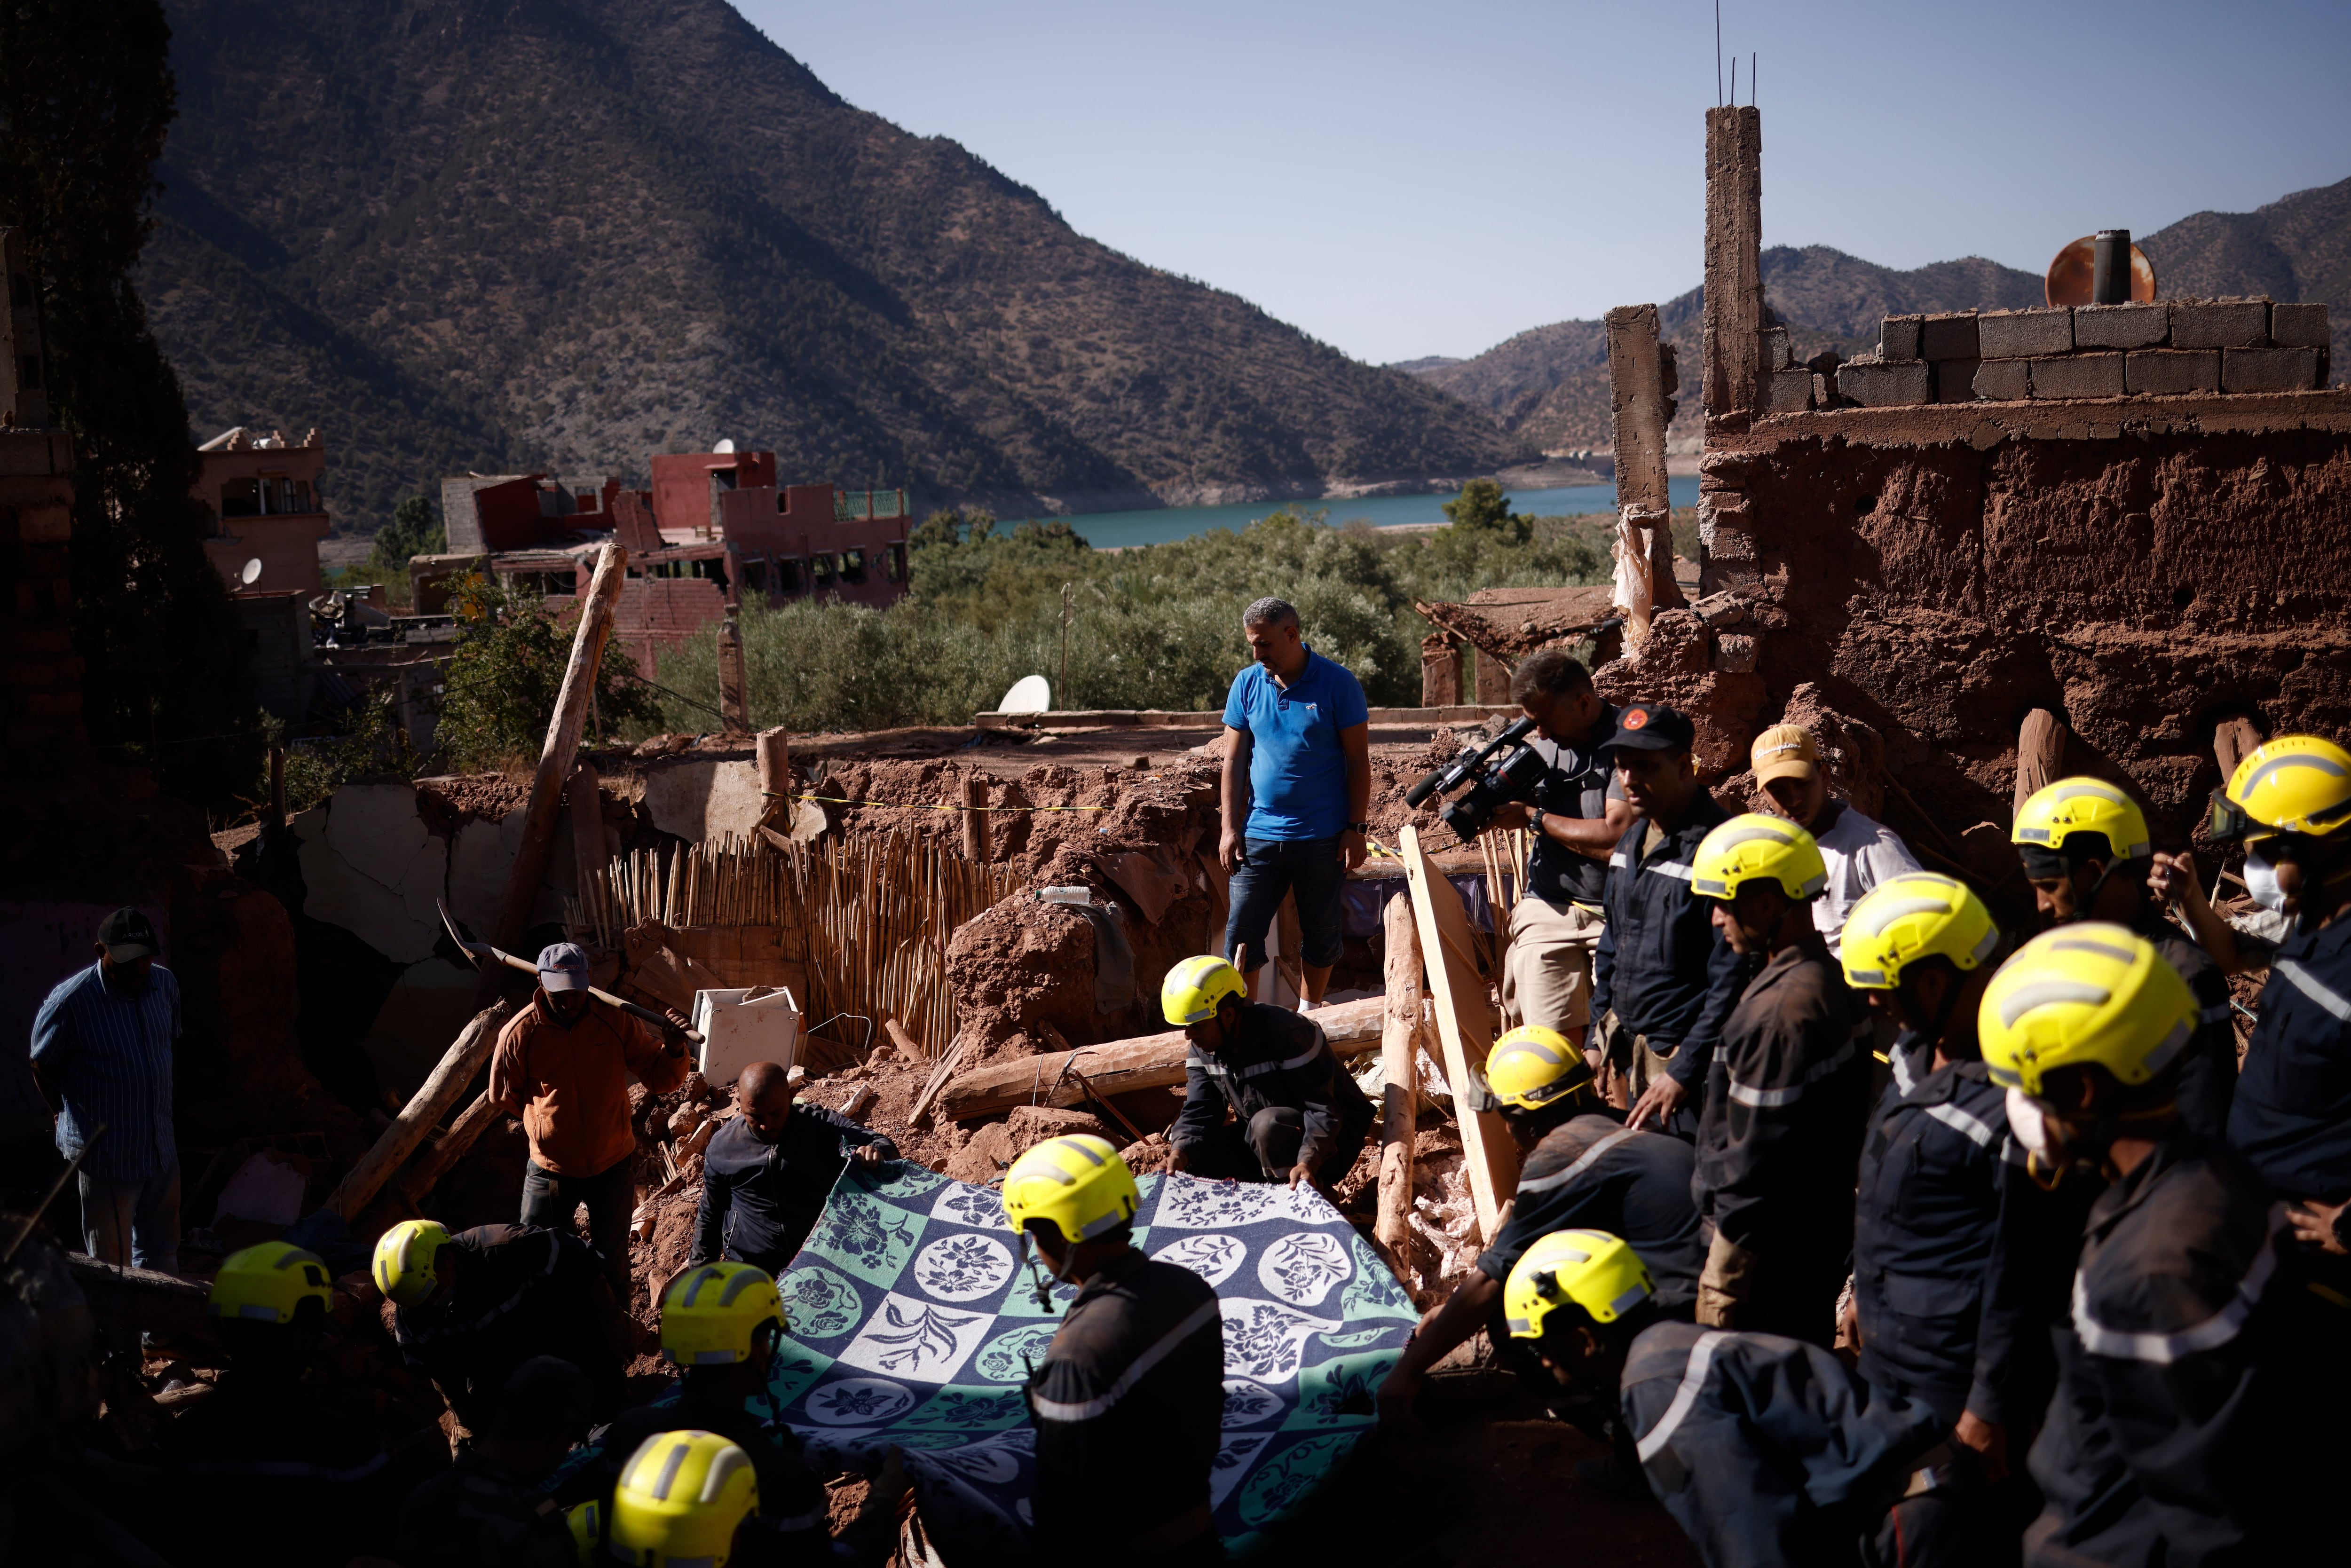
{"left": 79, "top": 1160, "right": 181, "bottom": 1275}
{"left": 521, "top": 1157, "right": 635, "bottom": 1300}
{"left": 1502, "top": 897, "right": 1602, "bottom": 1037}
{"left": 1179, "top": 1107, "right": 1360, "bottom": 1188}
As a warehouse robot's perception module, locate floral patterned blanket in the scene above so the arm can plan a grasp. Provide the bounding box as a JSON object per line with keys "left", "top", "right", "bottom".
{"left": 769, "top": 1160, "right": 1417, "bottom": 1559}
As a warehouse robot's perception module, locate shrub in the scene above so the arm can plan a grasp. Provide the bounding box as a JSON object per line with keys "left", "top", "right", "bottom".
{"left": 436, "top": 575, "right": 659, "bottom": 767}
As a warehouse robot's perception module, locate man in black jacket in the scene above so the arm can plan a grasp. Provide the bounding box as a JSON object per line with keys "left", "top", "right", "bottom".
{"left": 1162, "top": 954, "right": 1374, "bottom": 1190}
{"left": 690, "top": 1059, "right": 898, "bottom": 1276}
{"left": 1591, "top": 704, "right": 1747, "bottom": 1137}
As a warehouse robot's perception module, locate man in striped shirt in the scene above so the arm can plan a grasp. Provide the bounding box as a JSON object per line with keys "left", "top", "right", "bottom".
{"left": 30, "top": 907, "right": 181, "bottom": 1273}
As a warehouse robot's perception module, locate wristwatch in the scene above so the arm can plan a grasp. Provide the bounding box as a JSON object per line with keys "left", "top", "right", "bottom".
{"left": 1529, "top": 808, "right": 1546, "bottom": 834}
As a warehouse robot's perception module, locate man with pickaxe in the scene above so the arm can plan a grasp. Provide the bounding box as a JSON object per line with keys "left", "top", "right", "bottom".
{"left": 488, "top": 943, "right": 691, "bottom": 1300}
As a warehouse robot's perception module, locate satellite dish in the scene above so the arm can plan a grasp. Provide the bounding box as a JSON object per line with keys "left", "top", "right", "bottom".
{"left": 240, "top": 558, "right": 264, "bottom": 587}
{"left": 2045, "top": 235, "right": 2157, "bottom": 308}
{"left": 713, "top": 438, "right": 736, "bottom": 455}
{"left": 997, "top": 675, "right": 1052, "bottom": 714}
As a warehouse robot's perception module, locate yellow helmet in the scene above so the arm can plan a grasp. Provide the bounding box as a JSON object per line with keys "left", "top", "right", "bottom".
{"left": 2212, "top": 734, "right": 2351, "bottom": 841}
{"left": 2013, "top": 777, "right": 2150, "bottom": 864}
{"left": 610, "top": 1430, "right": 759, "bottom": 1568}
{"left": 1504, "top": 1230, "right": 1654, "bottom": 1341}
{"left": 1162, "top": 954, "right": 1247, "bottom": 1026}
{"left": 566, "top": 1499, "right": 603, "bottom": 1565}
{"left": 661, "top": 1262, "right": 785, "bottom": 1366}
{"left": 1840, "top": 873, "right": 2000, "bottom": 990}
{"left": 1978, "top": 924, "right": 2198, "bottom": 1097}
{"left": 372, "top": 1219, "right": 453, "bottom": 1307}
{"left": 208, "top": 1241, "right": 331, "bottom": 1324}
{"left": 1001, "top": 1134, "right": 1139, "bottom": 1245}
{"left": 1486, "top": 1025, "right": 1593, "bottom": 1111}
{"left": 1691, "top": 813, "right": 1826, "bottom": 902}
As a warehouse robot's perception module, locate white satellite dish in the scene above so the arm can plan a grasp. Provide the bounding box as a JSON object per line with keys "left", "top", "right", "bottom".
{"left": 239, "top": 558, "right": 264, "bottom": 587}
{"left": 713, "top": 438, "right": 736, "bottom": 455}
{"left": 997, "top": 674, "right": 1052, "bottom": 714}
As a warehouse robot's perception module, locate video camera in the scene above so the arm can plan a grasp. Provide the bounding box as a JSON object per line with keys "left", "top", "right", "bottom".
{"left": 1405, "top": 715, "right": 1548, "bottom": 844}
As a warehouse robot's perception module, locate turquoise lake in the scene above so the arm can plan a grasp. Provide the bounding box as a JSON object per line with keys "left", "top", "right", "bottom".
{"left": 1050, "top": 475, "right": 1704, "bottom": 550}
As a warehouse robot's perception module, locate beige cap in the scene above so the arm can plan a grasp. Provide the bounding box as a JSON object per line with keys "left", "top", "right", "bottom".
{"left": 1751, "top": 724, "right": 1819, "bottom": 785}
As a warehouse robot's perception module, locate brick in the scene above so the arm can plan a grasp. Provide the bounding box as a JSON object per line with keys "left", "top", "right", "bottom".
{"left": 23, "top": 691, "right": 79, "bottom": 718}
{"left": 2270, "top": 302, "right": 2330, "bottom": 349}
{"left": 2124, "top": 349, "right": 2220, "bottom": 395}
{"left": 2072, "top": 303, "right": 2169, "bottom": 350}
{"left": 1976, "top": 308, "right": 2073, "bottom": 359}
{"left": 2221, "top": 346, "right": 2318, "bottom": 393}
{"left": 1761, "top": 367, "right": 1813, "bottom": 413}
{"left": 17, "top": 503, "right": 69, "bottom": 543}
{"left": 1920, "top": 312, "right": 1980, "bottom": 360}
{"left": 1973, "top": 360, "right": 2030, "bottom": 401}
{"left": 1835, "top": 358, "right": 1933, "bottom": 406}
{"left": 2029, "top": 353, "right": 2126, "bottom": 399}
{"left": 1880, "top": 315, "right": 1923, "bottom": 360}
{"left": 1759, "top": 327, "right": 1792, "bottom": 370}
{"left": 1713, "top": 634, "right": 1759, "bottom": 673}
{"left": 1935, "top": 359, "right": 1981, "bottom": 403}
{"left": 1813, "top": 371, "right": 1834, "bottom": 406}
{"left": 2169, "top": 299, "right": 2269, "bottom": 350}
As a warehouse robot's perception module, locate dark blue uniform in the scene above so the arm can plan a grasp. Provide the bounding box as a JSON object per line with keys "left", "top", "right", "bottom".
{"left": 692, "top": 1101, "right": 900, "bottom": 1275}
{"left": 2026, "top": 1136, "right": 2311, "bottom": 1567}
{"left": 1475, "top": 1113, "right": 1704, "bottom": 1309}
{"left": 1622, "top": 1320, "right": 1946, "bottom": 1568}
{"left": 2136, "top": 914, "right": 2237, "bottom": 1143}
{"left": 1172, "top": 1002, "right": 1374, "bottom": 1185}
{"left": 1592, "top": 796, "right": 1748, "bottom": 1100}
{"left": 2226, "top": 920, "right": 2351, "bottom": 1201}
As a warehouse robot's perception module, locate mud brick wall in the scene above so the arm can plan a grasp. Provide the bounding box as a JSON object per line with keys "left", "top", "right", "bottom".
{"left": 0, "top": 427, "right": 80, "bottom": 751}
{"left": 1833, "top": 300, "right": 2332, "bottom": 410}
{"left": 1698, "top": 389, "right": 2351, "bottom": 859}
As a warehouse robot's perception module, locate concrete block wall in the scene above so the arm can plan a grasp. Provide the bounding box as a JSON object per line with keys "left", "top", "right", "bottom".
{"left": 1815, "top": 299, "right": 2331, "bottom": 411}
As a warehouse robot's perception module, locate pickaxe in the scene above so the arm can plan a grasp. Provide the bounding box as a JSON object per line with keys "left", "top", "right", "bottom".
{"left": 437, "top": 898, "right": 705, "bottom": 1045}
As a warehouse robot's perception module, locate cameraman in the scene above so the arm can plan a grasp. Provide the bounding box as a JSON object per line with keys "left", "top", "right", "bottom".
{"left": 1483, "top": 650, "right": 1635, "bottom": 1072}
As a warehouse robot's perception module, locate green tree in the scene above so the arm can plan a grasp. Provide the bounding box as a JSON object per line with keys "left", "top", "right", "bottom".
{"left": 370, "top": 494, "right": 444, "bottom": 575}
{"left": 1439, "top": 479, "right": 1532, "bottom": 544}
{"left": 0, "top": 0, "right": 265, "bottom": 805}
{"left": 435, "top": 575, "right": 658, "bottom": 769}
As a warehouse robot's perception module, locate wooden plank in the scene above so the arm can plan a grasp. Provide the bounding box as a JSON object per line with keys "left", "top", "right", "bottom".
{"left": 1398, "top": 824, "right": 1517, "bottom": 1244}
{"left": 939, "top": 996, "right": 1387, "bottom": 1122}
{"left": 395, "top": 1090, "right": 506, "bottom": 1205}
{"left": 322, "top": 1002, "right": 510, "bottom": 1221}
{"left": 1376, "top": 890, "right": 1421, "bottom": 1253}
{"left": 2014, "top": 708, "right": 2067, "bottom": 822}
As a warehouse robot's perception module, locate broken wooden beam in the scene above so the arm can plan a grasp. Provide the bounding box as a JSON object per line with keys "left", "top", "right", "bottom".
{"left": 939, "top": 996, "right": 1387, "bottom": 1122}
{"left": 2013, "top": 708, "right": 2067, "bottom": 822}
{"left": 755, "top": 726, "right": 792, "bottom": 830}
{"left": 395, "top": 1089, "right": 507, "bottom": 1206}
{"left": 1376, "top": 891, "right": 1421, "bottom": 1254}
{"left": 961, "top": 774, "right": 990, "bottom": 864}
{"left": 323, "top": 1002, "right": 511, "bottom": 1221}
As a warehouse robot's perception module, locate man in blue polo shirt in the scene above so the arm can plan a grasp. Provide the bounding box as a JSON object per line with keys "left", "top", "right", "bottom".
{"left": 1219, "top": 596, "right": 1372, "bottom": 1008}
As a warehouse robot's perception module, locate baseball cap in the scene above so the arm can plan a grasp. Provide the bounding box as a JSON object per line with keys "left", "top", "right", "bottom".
{"left": 536, "top": 942, "right": 592, "bottom": 993}
{"left": 1751, "top": 724, "right": 1820, "bottom": 786}
{"left": 1599, "top": 702, "right": 1696, "bottom": 755}
{"left": 98, "top": 907, "right": 160, "bottom": 961}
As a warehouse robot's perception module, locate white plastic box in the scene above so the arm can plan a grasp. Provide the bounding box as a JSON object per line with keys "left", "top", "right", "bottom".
{"left": 691, "top": 985, "right": 802, "bottom": 1087}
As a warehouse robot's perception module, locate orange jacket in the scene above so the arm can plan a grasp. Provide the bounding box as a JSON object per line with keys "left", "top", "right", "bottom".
{"left": 489, "top": 992, "right": 689, "bottom": 1176}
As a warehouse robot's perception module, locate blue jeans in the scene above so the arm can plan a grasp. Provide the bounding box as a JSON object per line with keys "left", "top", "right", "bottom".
{"left": 79, "top": 1161, "right": 180, "bottom": 1274}
{"left": 1225, "top": 835, "right": 1346, "bottom": 971}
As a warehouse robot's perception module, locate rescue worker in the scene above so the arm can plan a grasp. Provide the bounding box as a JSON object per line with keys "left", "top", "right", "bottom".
{"left": 373, "top": 1219, "right": 630, "bottom": 1433}
{"left": 1505, "top": 1229, "right": 1948, "bottom": 1568}
{"left": 1594, "top": 703, "right": 1747, "bottom": 1136}
{"left": 1162, "top": 954, "right": 1374, "bottom": 1190}
{"left": 689, "top": 1058, "right": 898, "bottom": 1278}
{"left": 1376, "top": 1024, "right": 1701, "bottom": 1432}
{"left": 1981, "top": 924, "right": 2314, "bottom": 1565}
{"left": 1749, "top": 723, "right": 1920, "bottom": 953}
{"left": 1841, "top": 874, "right": 2080, "bottom": 1525}
{"left": 1685, "top": 813, "right": 1870, "bottom": 1342}
{"left": 567, "top": 1261, "right": 898, "bottom": 1565}
{"left": 1008, "top": 1135, "right": 1224, "bottom": 1561}
{"left": 394, "top": 1355, "right": 592, "bottom": 1567}
{"left": 2012, "top": 777, "right": 2237, "bottom": 1137}
{"left": 1483, "top": 649, "right": 1635, "bottom": 1051}
{"left": 156, "top": 1242, "right": 401, "bottom": 1566}
{"left": 607, "top": 1429, "right": 762, "bottom": 1568}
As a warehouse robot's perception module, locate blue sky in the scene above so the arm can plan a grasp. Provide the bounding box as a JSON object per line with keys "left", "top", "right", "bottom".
{"left": 736, "top": 0, "right": 2351, "bottom": 367}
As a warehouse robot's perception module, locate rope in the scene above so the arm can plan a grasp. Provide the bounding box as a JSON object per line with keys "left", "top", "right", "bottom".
{"left": 773, "top": 792, "right": 1112, "bottom": 814}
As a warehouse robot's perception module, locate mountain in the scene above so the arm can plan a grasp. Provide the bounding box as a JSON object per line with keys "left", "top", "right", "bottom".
{"left": 1411, "top": 178, "right": 2351, "bottom": 453}
{"left": 139, "top": 0, "right": 1523, "bottom": 535}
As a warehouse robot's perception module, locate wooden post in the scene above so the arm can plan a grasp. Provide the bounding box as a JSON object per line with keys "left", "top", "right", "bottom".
{"left": 1399, "top": 824, "right": 1518, "bottom": 1244}
{"left": 2014, "top": 708, "right": 2068, "bottom": 821}
{"left": 1376, "top": 891, "right": 1421, "bottom": 1255}
{"left": 322, "top": 1003, "right": 510, "bottom": 1221}
{"left": 395, "top": 1091, "right": 506, "bottom": 1206}
{"left": 961, "top": 775, "right": 990, "bottom": 864}
{"left": 756, "top": 727, "right": 793, "bottom": 831}
{"left": 472, "top": 542, "right": 628, "bottom": 1007}
{"left": 717, "top": 616, "right": 749, "bottom": 733}
{"left": 568, "top": 763, "right": 605, "bottom": 938}
{"left": 267, "top": 745, "right": 286, "bottom": 830}
{"left": 1702, "top": 105, "right": 1764, "bottom": 431}
{"left": 2213, "top": 717, "right": 2262, "bottom": 784}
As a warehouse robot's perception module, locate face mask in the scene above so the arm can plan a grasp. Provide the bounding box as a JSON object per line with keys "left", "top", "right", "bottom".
{"left": 2005, "top": 1088, "right": 2053, "bottom": 1160}
{"left": 2244, "top": 845, "right": 2287, "bottom": 912}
